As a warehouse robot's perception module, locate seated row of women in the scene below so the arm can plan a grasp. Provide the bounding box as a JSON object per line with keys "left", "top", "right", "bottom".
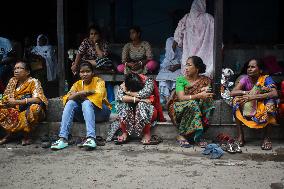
{"left": 0, "top": 56, "right": 279, "bottom": 151}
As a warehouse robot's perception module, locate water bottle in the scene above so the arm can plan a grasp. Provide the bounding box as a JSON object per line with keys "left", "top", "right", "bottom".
{"left": 64, "top": 80, "right": 69, "bottom": 93}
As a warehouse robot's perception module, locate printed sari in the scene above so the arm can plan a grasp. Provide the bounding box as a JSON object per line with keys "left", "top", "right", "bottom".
{"left": 107, "top": 74, "right": 165, "bottom": 141}
{"left": 233, "top": 75, "right": 278, "bottom": 129}
{"left": 168, "top": 75, "right": 214, "bottom": 142}
{"left": 0, "top": 77, "right": 48, "bottom": 133}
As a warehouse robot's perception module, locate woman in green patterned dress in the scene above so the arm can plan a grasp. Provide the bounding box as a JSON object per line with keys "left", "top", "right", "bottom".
{"left": 168, "top": 56, "right": 215, "bottom": 147}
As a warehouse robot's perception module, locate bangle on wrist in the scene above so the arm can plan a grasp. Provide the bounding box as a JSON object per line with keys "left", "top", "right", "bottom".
{"left": 243, "top": 91, "right": 246, "bottom": 95}
{"left": 25, "top": 98, "right": 28, "bottom": 104}
{"left": 189, "top": 95, "right": 192, "bottom": 100}
{"left": 133, "top": 96, "right": 136, "bottom": 103}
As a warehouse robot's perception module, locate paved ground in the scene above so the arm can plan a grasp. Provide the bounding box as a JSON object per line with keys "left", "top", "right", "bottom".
{"left": 0, "top": 140, "right": 284, "bottom": 189}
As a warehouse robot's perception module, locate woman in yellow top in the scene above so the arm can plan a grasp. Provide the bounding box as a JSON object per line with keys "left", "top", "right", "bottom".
{"left": 0, "top": 61, "right": 48, "bottom": 145}
{"left": 51, "top": 62, "right": 111, "bottom": 150}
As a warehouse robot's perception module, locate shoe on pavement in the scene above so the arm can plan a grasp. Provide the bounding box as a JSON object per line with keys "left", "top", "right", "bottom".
{"left": 51, "top": 139, "right": 68, "bottom": 150}
{"left": 83, "top": 138, "right": 97, "bottom": 150}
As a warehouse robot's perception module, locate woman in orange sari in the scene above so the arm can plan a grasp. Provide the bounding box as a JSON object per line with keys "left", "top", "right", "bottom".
{"left": 0, "top": 61, "right": 48, "bottom": 145}
{"left": 231, "top": 58, "right": 278, "bottom": 150}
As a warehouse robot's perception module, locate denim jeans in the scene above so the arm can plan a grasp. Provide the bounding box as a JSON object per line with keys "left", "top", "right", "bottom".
{"left": 59, "top": 100, "right": 111, "bottom": 140}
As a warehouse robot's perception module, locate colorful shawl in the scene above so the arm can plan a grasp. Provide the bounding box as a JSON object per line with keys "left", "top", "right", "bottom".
{"left": 233, "top": 75, "right": 278, "bottom": 128}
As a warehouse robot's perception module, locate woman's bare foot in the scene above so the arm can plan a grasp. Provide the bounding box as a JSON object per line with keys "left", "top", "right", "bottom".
{"left": 176, "top": 135, "right": 191, "bottom": 148}
{"left": 115, "top": 133, "right": 128, "bottom": 145}
{"left": 141, "top": 134, "right": 151, "bottom": 144}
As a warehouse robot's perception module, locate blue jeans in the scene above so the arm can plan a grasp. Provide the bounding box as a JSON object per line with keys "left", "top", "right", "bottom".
{"left": 59, "top": 100, "right": 111, "bottom": 139}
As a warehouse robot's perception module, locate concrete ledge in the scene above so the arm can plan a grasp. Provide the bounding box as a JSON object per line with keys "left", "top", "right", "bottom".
{"left": 42, "top": 98, "right": 283, "bottom": 140}
{"left": 34, "top": 121, "right": 284, "bottom": 140}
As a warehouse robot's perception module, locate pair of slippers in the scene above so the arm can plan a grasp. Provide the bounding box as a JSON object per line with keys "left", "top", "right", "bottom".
{"left": 202, "top": 143, "right": 224, "bottom": 159}
{"left": 41, "top": 135, "right": 59, "bottom": 148}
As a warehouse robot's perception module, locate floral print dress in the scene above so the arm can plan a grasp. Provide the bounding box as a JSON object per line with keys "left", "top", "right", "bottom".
{"left": 107, "top": 77, "right": 156, "bottom": 141}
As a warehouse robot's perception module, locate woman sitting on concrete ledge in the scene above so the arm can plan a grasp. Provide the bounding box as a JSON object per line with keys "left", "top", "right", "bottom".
{"left": 0, "top": 61, "right": 48, "bottom": 146}
{"left": 108, "top": 73, "right": 164, "bottom": 145}
{"left": 51, "top": 62, "right": 111, "bottom": 151}
{"left": 167, "top": 56, "right": 214, "bottom": 148}
{"left": 230, "top": 58, "right": 279, "bottom": 150}
{"left": 117, "top": 26, "right": 158, "bottom": 74}
{"left": 71, "top": 24, "right": 114, "bottom": 75}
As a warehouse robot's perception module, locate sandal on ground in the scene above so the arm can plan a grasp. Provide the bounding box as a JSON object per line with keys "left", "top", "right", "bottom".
{"left": 22, "top": 138, "right": 32, "bottom": 146}
{"left": 95, "top": 136, "right": 106, "bottom": 146}
{"left": 41, "top": 135, "right": 58, "bottom": 148}
{"left": 0, "top": 134, "right": 10, "bottom": 145}
{"left": 197, "top": 140, "right": 208, "bottom": 148}
{"left": 0, "top": 137, "right": 9, "bottom": 145}
{"left": 225, "top": 141, "right": 237, "bottom": 154}
{"left": 150, "top": 135, "right": 163, "bottom": 145}
{"left": 141, "top": 135, "right": 163, "bottom": 145}
{"left": 141, "top": 138, "right": 151, "bottom": 145}
{"left": 236, "top": 139, "right": 245, "bottom": 147}
{"left": 261, "top": 139, "right": 272, "bottom": 150}
{"left": 114, "top": 134, "right": 128, "bottom": 145}
{"left": 233, "top": 141, "right": 242, "bottom": 153}
{"left": 216, "top": 133, "right": 231, "bottom": 143}
{"left": 176, "top": 138, "right": 192, "bottom": 148}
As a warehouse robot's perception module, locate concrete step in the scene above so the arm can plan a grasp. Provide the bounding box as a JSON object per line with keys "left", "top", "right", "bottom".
{"left": 40, "top": 98, "right": 283, "bottom": 140}
{"left": 34, "top": 119, "right": 284, "bottom": 141}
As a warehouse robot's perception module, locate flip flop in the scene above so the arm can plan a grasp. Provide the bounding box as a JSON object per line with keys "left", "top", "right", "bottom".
{"left": 95, "top": 136, "right": 106, "bottom": 146}
{"left": 22, "top": 138, "right": 32, "bottom": 146}
{"left": 149, "top": 135, "right": 163, "bottom": 145}
{"left": 261, "top": 140, "right": 272, "bottom": 150}
{"left": 0, "top": 138, "right": 9, "bottom": 145}
{"left": 141, "top": 135, "right": 163, "bottom": 145}
{"left": 0, "top": 134, "right": 10, "bottom": 145}
{"left": 177, "top": 139, "right": 192, "bottom": 148}
{"left": 197, "top": 140, "right": 208, "bottom": 148}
